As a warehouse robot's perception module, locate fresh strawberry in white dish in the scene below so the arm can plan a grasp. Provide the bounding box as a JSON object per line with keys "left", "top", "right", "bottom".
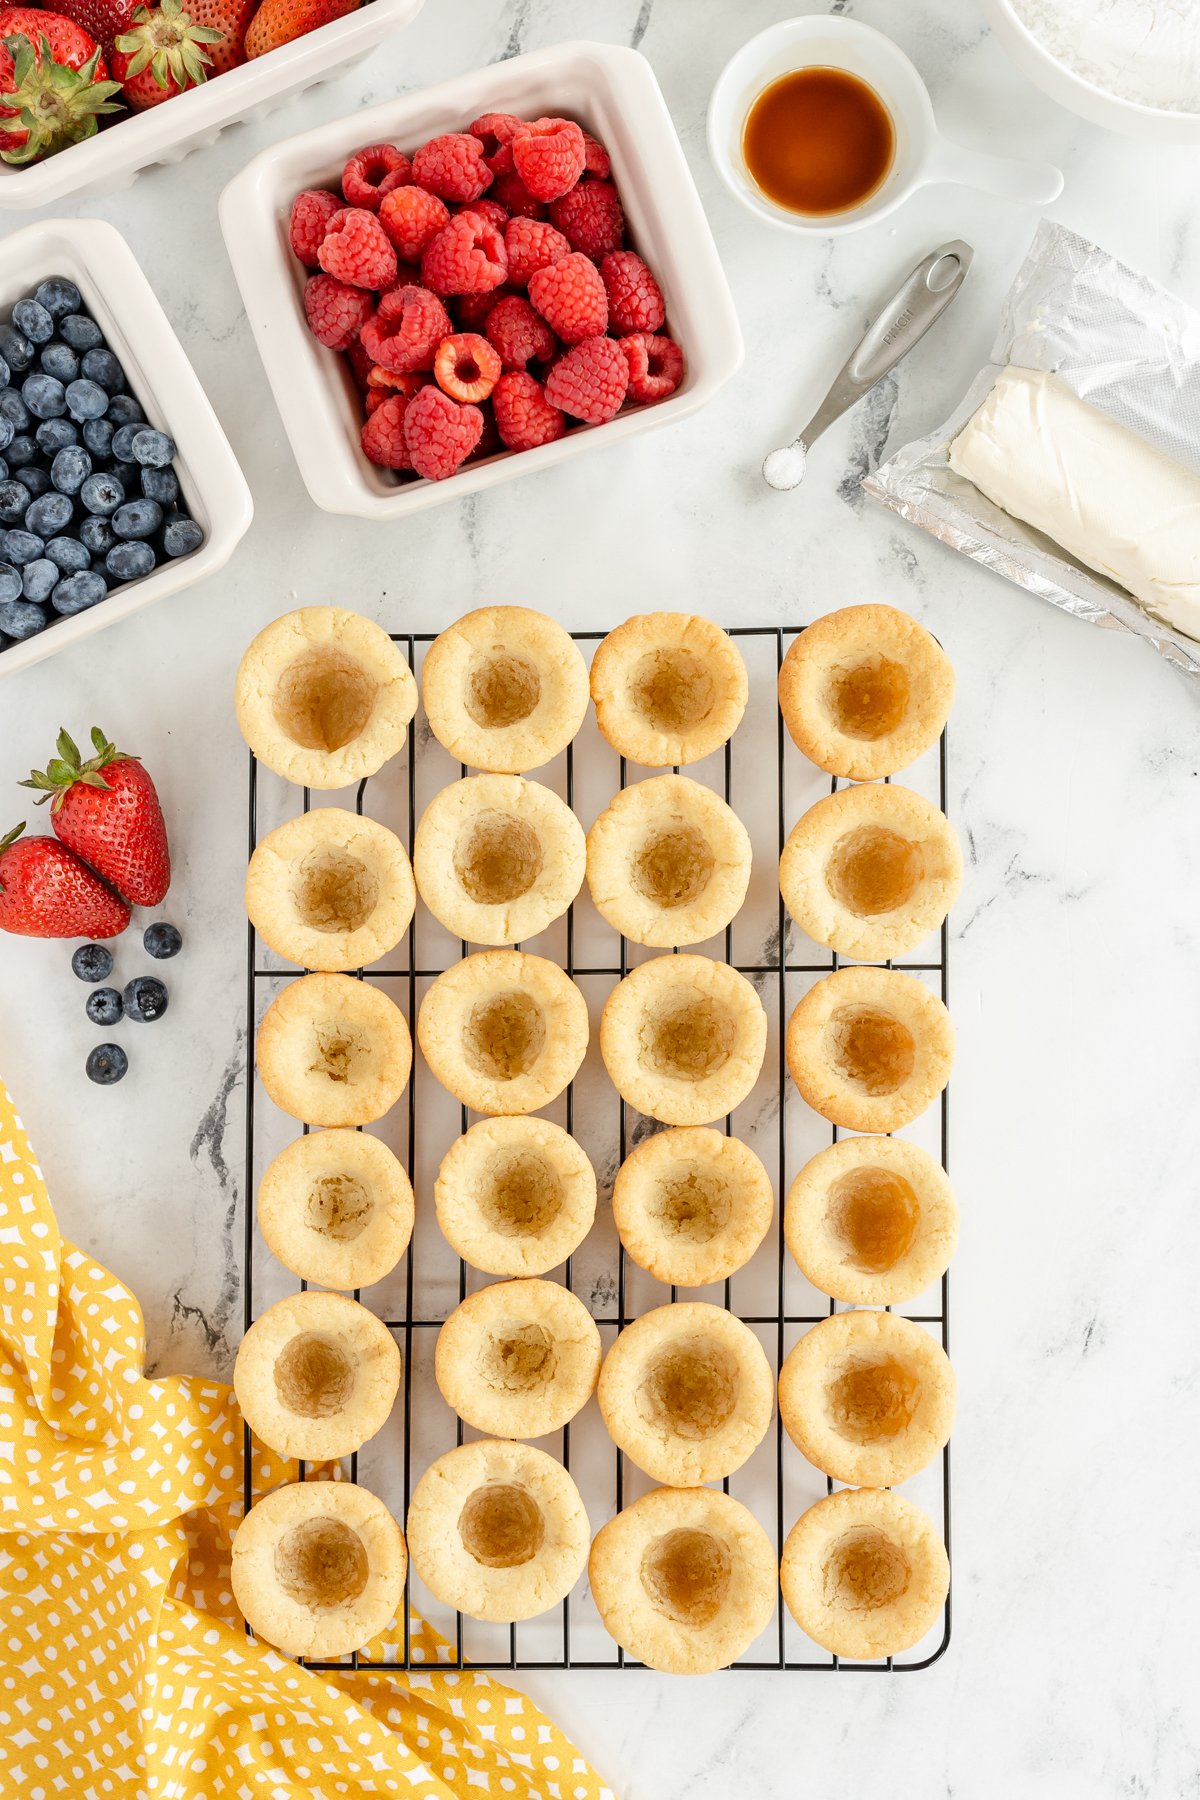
{"left": 111, "top": 0, "right": 221, "bottom": 108}
{"left": 0, "top": 8, "right": 122, "bottom": 163}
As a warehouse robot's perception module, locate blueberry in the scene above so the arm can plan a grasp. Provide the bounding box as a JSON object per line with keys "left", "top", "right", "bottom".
{"left": 6, "top": 435, "right": 36, "bottom": 468}
{"left": 72, "top": 942, "right": 113, "bottom": 983}
{"left": 106, "top": 393, "right": 144, "bottom": 428}
{"left": 34, "top": 279, "right": 82, "bottom": 320}
{"left": 80, "top": 348, "right": 125, "bottom": 394}
{"left": 21, "top": 559, "right": 57, "bottom": 602}
{"left": 0, "top": 599, "right": 47, "bottom": 639}
{"left": 26, "top": 492, "right": 72, "bottom": 537}
{"left": 51, "top": 446, "right": 91, "bottom": 496}
{"left": 0, "top": 390, "right": 29, "bottom": 431}
{"left": 110, "top": 461, "right": 138, "bottom": 493}
{"left": 82, "top": 417, "right": 114, "bottom": 459}
{"left": 60, "top": 314, "right": 102, "bottom": 352}
{"left": 5, "top": 530, "right": 44, "bottom": 566}
{"left": 110, "top": 422, "right": 142, "bottom": 463}
{"left": 0, "top": 564, "right": 19, "bottom": 603}
{"left": 81, "top": 472, "right": 124, "bottom": 515}
{"left": 0, "top": 459, "right": 6, "bottom": 483}
{"left": 140, "top": 465, "right": 178, "bottom": 505}
{"left": 0, "top": 352, "right": 8, "bottom": 391}
{"left": 130, "top": 427, "right": 176, "bottom": 468}
{"left": 86, "top": 987, "right": 124, "bottom": 1026}
{"left": 86, "top": 1043, "right": 128, "bottom": 1084}
{"left": 143, "top": 921, "right": 182, "bottom": 959}
{"left": 0, "top": 481, "right": 27, "bottom": 524}
{"left": 79, "top": 515, "right": 117, "bottom": 557}
{"left": 45, "top": 537, "right": 90, "bottom": 574}
{"left": 162, "top": 516, "right": 203, "bottom": 558}
{"left": 23, "top": 372, "right": 67, "bottom": 420}
{"left": 123, "top": 975, "right": 168, "bottom": 1022}
{"left": 51, "top": 569, "right": 107, "bottom": 615}
{"left": 36, "top": 416, "right": 78, "bottom": 455}
{"left": 40, "top": 342, "right": 79, "bottom": 383}
{"left": 0, "top": 417, "right": 12, "bottom": 452}
{"left": 0, "top": 324, "right": 34, "bottom": 373}
{"left": 12, "top": 298, "right": 54, "bottom": 346}
{"left": 106, "top": 540, "right": 156, "bottom": 583}
{"left": 66, "top": 378, "right": 108, "bottom": 422}
{"left": 113, "top": 498, "right": 161, "bottom": 540}
{"left": 13, "top": 465, "right": 50, "bottom": 499}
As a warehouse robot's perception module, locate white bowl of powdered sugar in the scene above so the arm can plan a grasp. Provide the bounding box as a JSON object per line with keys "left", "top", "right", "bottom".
{"left": 983, "top": 0, "right": 1200, "bottom": 142}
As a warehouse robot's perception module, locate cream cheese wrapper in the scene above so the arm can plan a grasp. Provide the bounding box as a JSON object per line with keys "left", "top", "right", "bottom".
{"left": 865, "top": 219, "right": 1200, "bottom": 676}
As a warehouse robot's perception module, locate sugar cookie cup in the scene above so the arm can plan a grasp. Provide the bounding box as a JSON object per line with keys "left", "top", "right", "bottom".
{"left": 235, "top": 607, "right": 417, "bottom": 789}
{"left": 418, "top": 951, "right": 588, "bottom": 1116}
{"left": 435, "top": 1279, "right": 602, "bottom": 1439}
{"left": 257, "top": 973, "right": 412, "bottom": 1127}
{"left": 781, "top": 1487, "right": 949, "bottom": 1661}
{"left": 586, "top": 776, "right": 753, "bottom": 948}
{"left": 246, "top": 808, "right": 415, "bottom": 972}
{"left": 234, "top": 1290, "right": 400, "bottom": 1462}
{"left": 421, "top": 606, "right": 589, "bottom": 773}
{"left": 591, "top": 613, "right": 748, "bottom": 766}
{"left": 413, "top": 774, "right": 585, "bottom": 945}
{"left": 257, "top": 1129, "right": 414, "bottom": 1292}
{"left": 589, "top": 1487, "right": 777, "bottom": 1674}
{"left": 786, "top": 966, "right": 953, "bottom": 1133}
{"left": 778, "top": 606, "right": 953, "bottom": 781}
{"left": 778, "top": 1310, "right": 954, "bottom": 1487}
{"left": 601, "top": 955, "right": 767, "bottom": 1126}
{"left": 232, "top": 1479, "right": 407, "bottom": 1661}
{"left": 435, "top": 1116, "right": 596, "bottom": 1276}
{"left": 785, "top": 1137, "right": 957, "bottom": 1306}
{"left": 613, "top": 1127, "right": 773, "bottom": 1288}
{"left": 406, "top": 1439, "right": 589, "bottom": 1623}
{"left": 779, "top": 783, "right": 961, "bottom": 962}
{"left": 598, "top": 1302, "right": 774, "bottom": 1485}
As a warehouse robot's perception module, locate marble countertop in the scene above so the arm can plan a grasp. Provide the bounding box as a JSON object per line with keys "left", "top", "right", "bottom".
{"left": 2, "top": 1, "right": 1199, "bottom": 1794}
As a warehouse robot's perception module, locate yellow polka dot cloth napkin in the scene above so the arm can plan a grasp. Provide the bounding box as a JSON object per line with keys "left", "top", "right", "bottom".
{"left": 0, "top": 1080, "right": 615, "bottom": 1800}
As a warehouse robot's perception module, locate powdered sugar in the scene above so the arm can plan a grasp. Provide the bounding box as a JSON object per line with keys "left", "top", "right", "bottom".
{"left": 1012, "top": 0, "right": 1200, "bottom": 112}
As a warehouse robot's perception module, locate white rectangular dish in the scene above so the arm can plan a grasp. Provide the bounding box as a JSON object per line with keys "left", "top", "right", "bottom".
{"left": 0, "top": 219, "right": 252, "bottom": 679}
{"left": 219, "top": 41, "right": 744, "bottom": 519}
{"left": 0, "top": 0, "right": 424, "bottom": 209}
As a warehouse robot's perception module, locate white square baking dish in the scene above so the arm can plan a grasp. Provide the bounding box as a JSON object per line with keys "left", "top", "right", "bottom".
{"left": 0, "top": 218, "right": 252, "bottom": 679}
{"left": 219, "top": 40, "right": 744, "bottom": 519}
{"left": 0, "top": 0, "right": 424, "bottom": 209}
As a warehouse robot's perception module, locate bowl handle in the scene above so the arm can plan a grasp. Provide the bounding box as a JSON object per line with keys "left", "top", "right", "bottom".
{"left": 924, "top": 133, "right": 1064, "bottom": 206}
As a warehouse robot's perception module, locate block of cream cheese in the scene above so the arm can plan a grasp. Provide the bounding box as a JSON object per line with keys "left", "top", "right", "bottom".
{"left": 948, "top": 365, "right": 1200, "bottom": 642}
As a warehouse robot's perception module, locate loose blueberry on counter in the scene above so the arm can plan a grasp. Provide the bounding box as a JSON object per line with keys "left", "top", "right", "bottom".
{"left": 45, "top": 537, "right": 90, "bottom": 574}
{"left": 86, "top": 1043, "right": 128, "bottom": 1085}
{"left": 81, "top": 349, "right": 124, "bottom": 394}
{"left": 12, "top": 299, "right": 54, "bottom": 346}
{"left": 0, "top": 564, "right": 20, "bottom": 603}
{"left": 106, "top": 540, "right": 155, "bottom": 582}
{"left": 86, "top": 986, "right": 123, "bottom": 1026}
{"left": 79, "top": 515, "right": 116, "bottom": 557}
{"left": 5, "top": 530, "right": 45, "bottom": 566}
{"left": 34, "top": 279, "right": 82, "bottom": 320}
{"left": 0, "top": 481, "right": 28, "bottom": 524}
{"left": 66, "top": 378, "right": 108, "bottom": 422}
{"left": 51, "top": 445, "right": 90, "bottom": 494}
{"left": 22, "top": 374, "right": 66, "bottom": 420}
{"left": 0, "top": 324, "right": 34, "bottom": 372}
{"left": 113, "top": 498, "right": 162, "bottom": 541}
{"left": 36, "top": 417, "right": 78, "bottom": 455}
{"left": 40, "top": 342, "right": 78, "bottom": 383}
{"left": 124, "top": 975, "right": 168, "bottom": 1022}
{"left": 21, "top": 559, "right": 57, "bottom": 602}
{"left": 131, "top": 428, "right": 176, "bottom": 468}
{"left": 26, "top": 492, "right": 72, "bottom": 538}
{"left": 163, "top": 516, "right": 203, "bottom": 558}
{"left": 0, "top": 599, "right": 47, "bottom": 640}
{"left": 60, "top": 314, "right": 102, "bottom": 353}
{"left": 82, "top": 417, "right": 113, "bottom": 458}
{"left": 51, "top": 569, "right": 107, "bottom": 615}
{"left": 80, "top": 472, "right": 123, "bottom": 516}
{"left": 72, "top": 942, "right": 114, "bottom": 983}
{"left": 106, "top": 394, "right": 144, "bottom": 428}
{"left": 140, "top": 466, "right": 178, "bottom": 506}
{"left": 143, "top": 921, "right": 182, "bottom": 959}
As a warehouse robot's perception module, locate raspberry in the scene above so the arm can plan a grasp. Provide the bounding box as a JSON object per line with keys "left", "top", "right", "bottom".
{"left": 581, "top": 130, "right": 611, "bottom": 179}
{"left": 433, "top": 332, "right": 502, "bottom": 403}
{"left": 379, "top": 186, "right": 450, "bottom": 262}
{"left": 467, "top": 402, "right": 501, "bottom": 461}
{"left": 411, "top": 133, "right": 493, "bottom": 203}
{"left": 528, "top": 252, "right": 607, "bottom": 345}
{"left": 289, "top": 189, "right": 342, "bottom": 267}
{"left": 503, "top": 216, "right": 570, "bottom": 288}
{"left": 485, "top": 294, "right": 557, "bottom": 370}
{"left": 342, "top": 143, "right": 412, "bottom": 210}
{"left": 367, "top": 366, "right": 429, "bottom": 398}
{"left": 404, "top": 385, "right": 484, "bottom": 480}
{"left": 455, "top": 287, "right": 511, "bottom": 330}
{"left": 493, "top": 371, "right": 566, "bottom": 450}
{"left": 421, "top": 211, "right": 508, "bottom": 297}
{"left": 470, "top": 197, "right": 509, "bottom": 231}
{"left": 303, "top": 273, "right": 374, "bottom": 350}
{"left": 512, "top": 116, "right": 585, "bottom": 202}
{"left": 621, "top": 332, "right": 685, "bottom": 403}
{"left": 545, "top": 335, "right": 628, "bottom": 424}
{"left": 318, "top": 208, "right": 398, "bottom": 290}
{"left": 549, "top": 180, "right": 625, "bottom": 258}
{"left": 361, "top": 393, "right": 414, "bottom": 469}
{"left": 600, "top": 250, "right": 665, "bottom": 334}
{"left": 469, "top": 111, "right": 525, "bottom": 176}
{"left": 359, "top": 285, "right": 451, "bottom": 373}
{"left": 490, "top": 171, "right": 547, "bottom": 220}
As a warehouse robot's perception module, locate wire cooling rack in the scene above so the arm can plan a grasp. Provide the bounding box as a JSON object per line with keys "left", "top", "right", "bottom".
{"left": 242, "top": 625, "right": 951, "bottom": 1674}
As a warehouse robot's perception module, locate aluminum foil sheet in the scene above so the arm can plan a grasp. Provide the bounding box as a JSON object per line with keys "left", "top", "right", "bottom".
{"left": 864, "top": 220, "right": 1200, "bottom": 676}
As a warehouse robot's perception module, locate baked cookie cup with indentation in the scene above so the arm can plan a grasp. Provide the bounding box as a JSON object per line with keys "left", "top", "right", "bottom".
{"left": 786, "top": 966, "right": 953, "bottom": 1133}
{"left": 246, "top": 808, "right": 415, "bottom": 972}
{"left": 785, "top": 1136, "right": 957, "bottom": 1306}
{"left": 613, "top": 1127, "right": 773, "bottom": 1287}
{"left": 435, "top": 1279, "right": 601, "bottom": 1439}
{"left": 779, "top": 606, "right": 953, "bottom": 780}
{"left": 233, "top": 1290, "right": 400, "bottom": 1462}
{"left": 232, "top": 1478, "right": 407, "bottom": 1661}
{"left": 257, "top": 973, "right": 412, "bottom": 1127}
{"left": 591, "top": 613, "right": 749, "bottom": 767}
{"left": 436, "top": 1115, "right": 596, "bottom": 1276}
{"left": 418, "top": 951, "right": 588, "bottom": 1116}
{"left": 421, "top": 606, "right": 589, "bottom": 773}
{"left": 413, "top": 774, "right": 585, "bottom": 945}
{"left": 601, "top": 955, "right": 766, "bottom": 1126}
{"left": 589, "top": 1486, "right": 777, "bottom": 1674}
{"left": 598, "top": 1301, "right": 774, "bottom": 1486}
{"left": 257, "top": 1129, "right": 414, "bottom": 1292}
{"left": 781, "top": 1487, "right": 949, "bottom": 1661}
{"left": 406, "top": 1439, "right": 589, "bottom": 1623}
{"left": 779, "top": 783, "right": 961, "bottom": 962}
{"left": 778, "top": 1309, "right": 955, "bottom": 1487}
{"left": 235, "top": 607, "right": 417, "bottom": 790}
{"left": 586, "top": 775, "right": 753, "bottom": 949}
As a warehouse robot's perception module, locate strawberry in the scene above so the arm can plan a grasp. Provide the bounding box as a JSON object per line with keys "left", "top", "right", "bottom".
{"left": 0, "top": 823, "right": 130, "bottom": 940}
{"left": 183, "top": 0, "right": 253, "bottom": 73}
{"left": 0, "top": 9, "right": 122, "bottom": 164}
{"left": 52, "top": 0, "right": 136, "bottom": 58}
{"left": 21, "top": 728, "right": 170, "bottom": 907}
{"left": 243, "top": 0, "right": 358, "bottom": 58}
{"left": 111, "top": 0, "right": 221, "bottom": 108}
